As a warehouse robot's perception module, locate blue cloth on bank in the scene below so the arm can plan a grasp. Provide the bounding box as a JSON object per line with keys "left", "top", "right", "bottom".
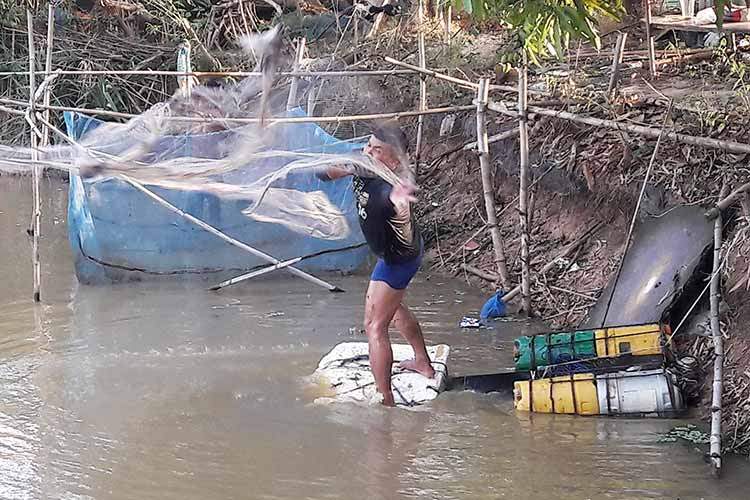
{"left": 480, "top": 291, "right": 507, "bottom": 319}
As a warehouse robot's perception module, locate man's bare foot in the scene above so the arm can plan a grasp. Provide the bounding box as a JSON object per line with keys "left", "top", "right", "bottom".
{"left": 381, "top": 391, "right": 396, "bottom": 407}
{"left": 398, "top": 359, "right": 435, "bottom": 379}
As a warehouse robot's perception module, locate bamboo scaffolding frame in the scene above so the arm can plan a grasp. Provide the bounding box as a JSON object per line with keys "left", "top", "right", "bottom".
{"left": 0, "top": 97, "right": 474, "bottom": 124}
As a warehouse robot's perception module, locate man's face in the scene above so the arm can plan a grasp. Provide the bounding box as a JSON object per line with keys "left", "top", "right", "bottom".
{"left": 363, "top": 135, "right": 400, "bottom": 170}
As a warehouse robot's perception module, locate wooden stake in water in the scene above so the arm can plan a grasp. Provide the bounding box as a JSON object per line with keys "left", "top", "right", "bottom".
{"left": 475, "top": 78, "right": 511, "bottom": 291}
{"left": 518, "top": 54, "right": 532, "bottom": 315}
{"left": 709, "top": 185, "right": 727, "bottom": 477}
{"left": 27, "top": 8, "right": 41, "bottom": 303}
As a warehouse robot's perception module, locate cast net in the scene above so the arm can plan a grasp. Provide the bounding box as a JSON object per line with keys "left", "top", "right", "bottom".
{"left": 0, "top": 32, "right": 412, "bottom": 242}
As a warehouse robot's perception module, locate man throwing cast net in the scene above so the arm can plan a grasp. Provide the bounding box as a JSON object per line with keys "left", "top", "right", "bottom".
{"left": 318, "top": 121, "right": 435, "bottom": 407}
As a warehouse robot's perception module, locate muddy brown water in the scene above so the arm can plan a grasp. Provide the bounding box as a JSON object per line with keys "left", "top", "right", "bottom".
{"left": 1, "top": 177, "right": 749, "bottom": 500}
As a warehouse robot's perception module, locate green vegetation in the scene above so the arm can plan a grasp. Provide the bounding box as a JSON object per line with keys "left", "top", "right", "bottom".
{"left": 456, "top": 0, "right": 622, "bottom": 63}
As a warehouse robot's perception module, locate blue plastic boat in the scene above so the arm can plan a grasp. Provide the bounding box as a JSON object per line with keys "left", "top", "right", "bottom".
{"left": 64, "top": 110, "right": 369, "bottom": 284}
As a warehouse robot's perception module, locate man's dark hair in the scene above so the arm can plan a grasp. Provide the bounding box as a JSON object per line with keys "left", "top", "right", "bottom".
{"left": 371, "top": 120, "right": 408, "bottom": 155}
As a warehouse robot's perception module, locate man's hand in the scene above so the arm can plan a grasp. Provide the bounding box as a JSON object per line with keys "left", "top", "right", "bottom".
{"left": 389, "top": 181, "right": 418, "bottom": 208}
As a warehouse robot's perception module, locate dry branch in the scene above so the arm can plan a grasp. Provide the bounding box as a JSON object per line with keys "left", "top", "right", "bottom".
{"left": 706, "top": 182, "right": 750, "bottom": 220}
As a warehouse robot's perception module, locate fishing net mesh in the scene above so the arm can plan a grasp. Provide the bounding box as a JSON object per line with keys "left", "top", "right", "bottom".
{"left": 0, "top": 72, "right": 412, "bottom": 242}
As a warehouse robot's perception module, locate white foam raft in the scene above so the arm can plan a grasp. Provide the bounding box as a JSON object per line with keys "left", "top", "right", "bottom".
{"left": 307, "top": 342, "right": 450, "bottom": 407}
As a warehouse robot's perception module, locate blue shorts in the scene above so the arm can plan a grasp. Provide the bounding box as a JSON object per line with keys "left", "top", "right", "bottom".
{"left": 371, "top": 254, "right": 422, "bottom": 290}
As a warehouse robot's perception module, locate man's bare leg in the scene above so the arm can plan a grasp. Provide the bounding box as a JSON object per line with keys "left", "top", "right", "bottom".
{"left": 364, "top": 280, "right": 405, "bottom": 406}
{"left": 393, "top": 303, "right": 435, "bottom": 379}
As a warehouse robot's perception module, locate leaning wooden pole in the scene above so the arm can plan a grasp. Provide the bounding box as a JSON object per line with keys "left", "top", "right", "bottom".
{"left": 119, "top": 175, "right": 343, "bottom": 293}
{"left": 709, "top": 199, "right": 724, "bottom": 477}
{"left": 607, "top": 32, "right": 628, "bottom": 97}
{"left": 415, "top": 1, "right": 427, "bottom": 169}
{"left": 476, "top": 78, "right": 512, "bottom": 291}
{"left": 27, "top": 9, "right": 41, "bottom": 303}
{"left": 517, "top": 54, "right": 532, "bottom": 315}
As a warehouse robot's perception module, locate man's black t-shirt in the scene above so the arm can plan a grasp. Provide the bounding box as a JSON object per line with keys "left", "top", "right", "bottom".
{"left": 352, "top": 176, "right": 422, "bottom": 264}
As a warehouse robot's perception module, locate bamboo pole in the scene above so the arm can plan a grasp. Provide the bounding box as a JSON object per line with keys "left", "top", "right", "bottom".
{"left": 415, "top": 1, "right": 427, "bottom": 169}
{"left": 518, "top": 56, "right": 532, "bottom": 315}
{"left": 709, "top": 192, "right": 725, "bottom": 477}
{"left": 286, "top": 38, "right": 306, "bottom": 111}
{"left": 476, "top": 78, "right": 512, "bottom": 291}
{"left": 644, "top": 0, "right": 657, "bottom": 77}
{"left": 0, "top": 97, "right": 474, "bottom": 125}
{"left": 607, "top": 32, "right": 628, "bottom": 96}
{"left": 0, "top": 69, "right": 418, "bottom": 78}
{"left": 485, "top": 100, "right": 750, "bottom": 155}
{"left": 706, "top": 182, "right": 750, "bottom": 219}
{"left": 120, "top": 175, "right": 345, "bottom": 293}
{"left": 41, "top": 2, "right": 55, "bottom": 148}
{"left": 27, "top": 9, "right": 41, "bottom": 303}
{"left": 444, "top": 1, "right": 451, "bottom": 45}
{"left": 384, "top": 56, "right": 526, "bottom": 94}
{"left": 209, "top": 243, "right": 366, "bottom": 291}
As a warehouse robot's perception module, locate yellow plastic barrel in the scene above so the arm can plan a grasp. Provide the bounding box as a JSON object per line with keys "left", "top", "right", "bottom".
{"left": 593, "top": 323, "right": 666, "bottom": 359}
{"left": 513, "top": 373, "right": 600, "bottom": 415}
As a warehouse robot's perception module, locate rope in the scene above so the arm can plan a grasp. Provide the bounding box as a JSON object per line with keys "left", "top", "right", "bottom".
{"left": 599, "top": 100, "right": 674, "bottom": 328}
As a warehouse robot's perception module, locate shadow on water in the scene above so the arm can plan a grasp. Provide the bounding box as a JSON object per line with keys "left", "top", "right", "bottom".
{"left": 1, "top": 177, "right": 749, "bottom": 499}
